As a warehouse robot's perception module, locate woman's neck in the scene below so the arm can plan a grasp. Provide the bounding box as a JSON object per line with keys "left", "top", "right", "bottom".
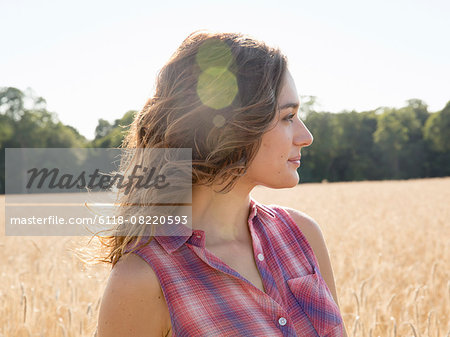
{"left": 191, "top": 181, "right": 254, "bottom": 247}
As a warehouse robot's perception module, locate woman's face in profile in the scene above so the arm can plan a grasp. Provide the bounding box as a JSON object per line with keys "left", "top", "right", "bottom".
{"left": 244, "top": 69, "right": 314, "bottom": 189}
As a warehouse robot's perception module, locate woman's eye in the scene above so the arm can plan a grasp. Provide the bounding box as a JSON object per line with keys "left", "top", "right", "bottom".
{"left": 285, "top": 113, "right": 295, "bottom": 122}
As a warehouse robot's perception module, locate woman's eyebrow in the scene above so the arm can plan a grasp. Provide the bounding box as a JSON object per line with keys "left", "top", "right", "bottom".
{"left": 279, "top": 102, "right": 299, "bottom": 110}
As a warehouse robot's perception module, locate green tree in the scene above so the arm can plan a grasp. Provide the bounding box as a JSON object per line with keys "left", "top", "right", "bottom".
{"left": 300, "top": 111, "right": 336, "bottom": 182}
{"left": 299, "top": 95, "right": 318, "bottom": 120}
{"left": 405, "top": 98, "right": 429, "bottom": 126}
{"left": 95, "top": 119, "right": 113, "bottom": 139}
{"left": 423, "top": 101, "right": 450, "bottom": 177}
{"left": 0, "top": 87, "right": 88, "bottom": 192}
{"left": 91, "top": 110, "right": 136, "bottom": 148}
{"left": 328, "top": 110, "right": 379, "bottom": 181}
{"left": 424, "top": 101, "right": 450, "bottom": 153}
{"left": 0, "top": 114, "right": 14, "bottom": 148}
{"left": 396, "top": 103, "right": 428, "bottom": 178}
{"left": 373, "top": 109, "right": 409, "bottom": 178}
{"left": 0, "top": 87, "right": 25, "bottom": 120}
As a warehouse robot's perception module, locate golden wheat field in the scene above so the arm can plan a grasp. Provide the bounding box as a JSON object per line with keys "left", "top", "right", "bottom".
{"left": 1, "top": 177, "right": 449, "bottom": 337}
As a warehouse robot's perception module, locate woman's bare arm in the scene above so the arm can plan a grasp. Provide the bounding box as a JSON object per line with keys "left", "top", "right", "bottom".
{"left": 97, "top": 253, "right": 170, "bottom": 337}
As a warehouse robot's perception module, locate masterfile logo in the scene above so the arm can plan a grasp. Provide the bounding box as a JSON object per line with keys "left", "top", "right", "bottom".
{"left": 4, "top": 148, "right": 192, "bottom": 236}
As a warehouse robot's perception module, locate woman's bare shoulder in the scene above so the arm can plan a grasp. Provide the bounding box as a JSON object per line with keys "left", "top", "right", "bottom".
{"left": 97, "top": 253, "right": 171, "bottom": 337}
{"left": 282, "top": 207, "right": 328, "bottom": 266}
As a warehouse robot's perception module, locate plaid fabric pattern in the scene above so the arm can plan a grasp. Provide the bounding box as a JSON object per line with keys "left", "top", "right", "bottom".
{"left": 127, "top": 197, "right": 344, "bottom": 336}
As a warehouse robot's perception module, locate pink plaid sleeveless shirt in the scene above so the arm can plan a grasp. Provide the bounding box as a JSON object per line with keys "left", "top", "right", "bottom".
{"left": 126, "top": 197, "right": 344, "bottom": 336}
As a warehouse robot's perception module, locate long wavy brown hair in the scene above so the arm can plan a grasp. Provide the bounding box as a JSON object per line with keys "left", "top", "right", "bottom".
{"left": 88, "top": 30, "right": 288, "bottom": 267}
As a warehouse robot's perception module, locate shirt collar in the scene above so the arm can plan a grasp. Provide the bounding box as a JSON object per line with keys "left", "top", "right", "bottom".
{"left": 154, "top": 196, "right": 276, "bottom": 254}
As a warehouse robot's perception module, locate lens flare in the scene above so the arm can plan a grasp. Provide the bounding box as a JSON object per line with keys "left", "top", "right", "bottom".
{"left": 197, "top": 67, "right": 238, "bottom": 110}
{"left": 212, "top": 114, "right": 226, "bottom": 128}
{"left": 195, "top": 39, "right": 238, "bottom": 110}
{"left": 196, "top": 39, "right": 233, "bottom": 71}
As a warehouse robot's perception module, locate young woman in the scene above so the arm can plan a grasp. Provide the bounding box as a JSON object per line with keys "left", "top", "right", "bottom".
{"left": 96, "top": 31, "right": 348, "bottom": 337}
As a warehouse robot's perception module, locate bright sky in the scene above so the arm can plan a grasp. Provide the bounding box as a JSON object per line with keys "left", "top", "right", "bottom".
{"left": 2, "top": 0, "right": 449, "bottom": 140}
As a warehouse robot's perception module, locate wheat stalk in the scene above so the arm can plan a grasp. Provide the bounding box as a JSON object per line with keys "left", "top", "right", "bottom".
{"left": 22, "top": 295, "right": 27, "bottom": 323}
{"left": 386, "top": 294, "right": 396, "bottom": 312}
{"left": 353, "top": 315, "right": 360, "bottom": 337}
{"left": 68, "top": 307, "right": 72, "bottom": 328}
{"left": 390, "top": 316, "right": 397, "bottom": 337}
{"left": 409, "top": 322, "right": 419, "bottom": 337}
{"left": 87, "top": 303, "right": 92, "bottom": 316}
{"left": 353, "top": 291, "right": 360, "bottom": 316}
{"left": 58, "top": 322, "right": 67, "bottom": 337}
{"left": 426, "top": 310, "right": 434, "bottom": 337}
{"left": 360, "top": 279, "right": 368, "bottom": 308}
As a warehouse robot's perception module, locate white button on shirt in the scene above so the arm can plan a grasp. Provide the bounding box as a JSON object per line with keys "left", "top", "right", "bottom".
{"left": 257, "top": 253, "right": 264, "bottom": 261}
{"left": 278, "top": 317, "right": 287, "bottom": 326}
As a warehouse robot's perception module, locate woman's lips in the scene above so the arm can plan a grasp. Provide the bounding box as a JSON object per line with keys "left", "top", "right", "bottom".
{"left": 288, "top": 159, "right": 300, "bottom": 166}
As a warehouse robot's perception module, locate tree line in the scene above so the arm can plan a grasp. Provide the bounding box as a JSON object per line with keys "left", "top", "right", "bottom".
{"left": 1, "top": 87, "right": 449, "bottom": 193}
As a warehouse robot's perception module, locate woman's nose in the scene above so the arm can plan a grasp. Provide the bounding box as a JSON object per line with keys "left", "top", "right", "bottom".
{"left": 294, "top": 120, "right": 314, "bottom": 147}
